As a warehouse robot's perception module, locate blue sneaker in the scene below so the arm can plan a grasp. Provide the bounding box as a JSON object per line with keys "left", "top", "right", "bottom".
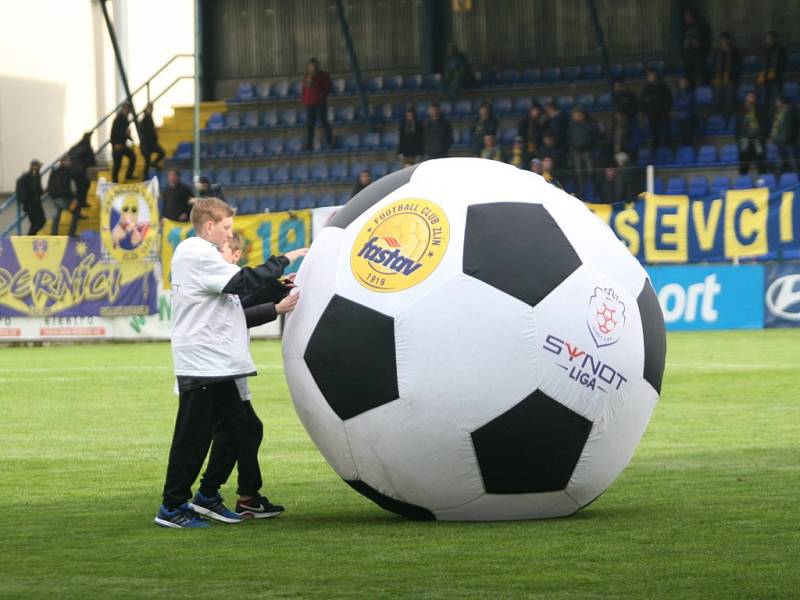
{"left": 188, "top": 492, "right": 242, "bottom": 524}
{"left": 154, "top": 503, "right": 209, "bottom": 528}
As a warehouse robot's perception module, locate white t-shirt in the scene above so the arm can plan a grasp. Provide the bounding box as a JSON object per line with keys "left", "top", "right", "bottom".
{"left": 170, "top": 236, "right": 255, "bottom": 378}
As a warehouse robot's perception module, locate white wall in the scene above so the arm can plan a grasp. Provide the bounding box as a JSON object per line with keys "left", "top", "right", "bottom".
{"left": 0, "top": 0, "right": 195, "bottom": 192}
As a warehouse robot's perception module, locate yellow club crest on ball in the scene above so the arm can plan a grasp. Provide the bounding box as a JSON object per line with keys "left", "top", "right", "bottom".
{"left": 351, "top": 198, "right": 450, "bottom": 292}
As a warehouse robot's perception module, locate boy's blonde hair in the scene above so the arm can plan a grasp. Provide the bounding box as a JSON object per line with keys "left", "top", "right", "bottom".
{"left": 190, "top": 197, "right": 235, "bottom": 232}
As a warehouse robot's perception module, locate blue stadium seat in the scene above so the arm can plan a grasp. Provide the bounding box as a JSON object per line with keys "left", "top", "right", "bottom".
{"left": 688, "top": 176, "right": 709, "bottom": 197}
{"left": 756, "top": 173, "right": 776, "bottom": 189}
{"left": 277, "top": 195, "right": 296, "bottom": 211}
{"left": 743, "top": 55, "right": 762, "bottom": 73}
{"left": 637, "top": 147, "right": 651, "bottom": 166}
{"left": 291, "top": 165, "right": 309, "bottom": 182}
{"left": 237, "top": 196, "right": 258, "bottom": 214}
{"left": 384, "top": 75, "right": 403, "bottom": 91}
{"left": 564, "top": 66, "right": 582, "bottom": 81}
{"left": 225, "top": 112, "right": 242, "bottom": 129}
{"left": 584, "top": 65, "right": 604, "bottom": 80}
{"left": 647, "top": 60, "right": 666, "bottom": 75}
{"left": 280, "top": 109, "right": 299, "bottom": 127}
{"left": 248, "top": 138, "right": 266, "bottom": 157}
{"left": 542, "top": 67, "right": 561, "bottom": 82}
{"left": 337, "top": 191, "right": 351, "bottom": 206}
{"left": 297, "top": 194, "right": 317, "bottom": 210}
{"left": 341, "top": 134, "right": 361, "bottom": 151}
{"left": 310, "top": 163, "right": 329, "bottom": 182}
{"left": 498, "top": 69, "right": 521, "bottom": 86}
{"left": 317, "top": 193, "right": 337, "bottom": 208}
{"left": 733, "top": 174, "right": 753, "bottom": 189}
{"left": 361, "top": 132, "right": 380, "bottom": 149}
{"left": 499, "top": 127, "right": 516, "bottom": 145}
{"left": 370, "top": 162, "right": 388, "bottom": 180}
{"left": 780, "top": 172, "right": 799, "bottom": 188}
{"left": 423, "top": 73, "right": 442, "bottom": 89}
{"left": 336, "top": 105, "right": 356, "bottom": 123}
{"left": 229, "top": 139, "right": 248, "bottom": 157}
{"left": 174, "top": 141, "right": 192, "bottom": 159}
{"left": 265, "top": 138, "right": 284, "bottom": 155}
{"left": 653, "top": 147, "right": 674, "bottom": 166}
{"left": 388, "top": 160, "right": 404, "bottom": 173}
{"left": 704, "top": 115, "right": 725, "bottom": 135}
{"left": 404, "top": 74, "right": 423, "bottom": 90}
{"left": 666, "top": 177, "right": 687, "bottom": 194}
{"left": 272, "top": 80, "right": 290, "bottom": 98}
{"left": 332, "top": 78, "right": 346, "bottom": 95}
{"left": 261, "top": 110, "right": 279, "bottom": 128}
{"left": 653, "top": 178, "right": 665, "bottom": 194}
{"left": 256, "top": 81, "right": 271, "bottom": 100}
{"left": 710, "top": 175, "right": 730, "bottom": 195}
{"left": 719, "top": 144, "right": 739, "bottom": 165}
{"left": 367, "top": 76, "right": 383, "bottom": 93}
{"left": 767, "top": 143, "right": 779, "bottom": 163}
{"left": 494, "top": 97, "right": 513, "bottom": 115}
{"left": 695, "top": 86, "right": 713, "bottom": 107}
{"left": 382, "top": 131, "right": 399, "bottom": 149}
{"left": 289, "top": 79, "right": 303, "bottom": 97}
{"left": 345, "top": 78, "right": 361, "bottom": 94}
{"left": 215, "top": 168, "right": 232, "bottom": 187}
{"left": 522, "top": 68, "right": 540, "bottom": 85}
{"left": 439, "top": 100, "right": 453, "bottom": 117}
{"left": 201, "top": 169, "right": 214, "bottom": 184}
{"left": 624, "top": 62, "right": 644, "bottom": 78}
{"left": 415, "top": 101, "right": 431, "bottom": 116}
{"left": 536, "top": 94, "right": 554, "bottom": 107}
{"left": 285, "top": 137, "right": 304, "bottom": 154}
{"left": 258, "top": 196, "right": 278, "bottom": 213}
{"left": 556, "top": 95, "right": 574, "bottom": 110}
{"left": 610, "top": 63, "right": 624, "bottom": 78}
{"left": 235, "top": 82, "right": 255, "bottom": 102}
{"left": 785, "top": 81, "right": 800, "bottom": 102}
{"left": 478, "top": 71, "right": 497, "bottom": 86}
{"left": 200, "top": 142, "right": 213, "bottom": 158}
{"left": 330, "top": 161, "right": 348, "bottom": 181}
{"left": 206, "top": 112, "right": 225, "bottom": 130}
{"left": 513, "top": 97, "right": 532, "bottom": 115}
{"left": 242, "top": 110, "right": 258, "bottom": 129}
{"left": 253, "top": 166, "right": 271, "bottom": 185}
{"left": 675, "top": 145, "right": 696, "bottom": 166}
{"left": 212, "top": 141, "right": 228, "bottom": 157}
{"left": 595, "top": 92, "right": 612, "bottom": 111}
{"left": 451, "top": 99, "right": 470, "bottom": 118}
{"left": 272, "top": 166, "right": 290, "bottom": 184}
{"left": 233, "top": 167, "right": 252, "bottom": 186}
{"left": 375, "top": 103, "right": 394, "bottom": 122}
{"left": 349, "top": 162, "right": 367, "bottom": 179}
{"left": 697, "top": 145, "right": 717, "bottom": 165}
{"left": 576, "top": 93, "right": 595, "bottom": 110}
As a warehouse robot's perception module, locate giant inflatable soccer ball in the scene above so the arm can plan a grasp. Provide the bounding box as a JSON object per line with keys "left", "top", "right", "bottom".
{"left": 282, "top": 158, "right": 666, "bottom": 521}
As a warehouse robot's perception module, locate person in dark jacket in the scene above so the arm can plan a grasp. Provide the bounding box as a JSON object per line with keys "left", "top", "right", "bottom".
{"left": 470, "top": 101, "right": 498, "bottom": 156}
{"left": 139, "top": 103, "right": 166, "bottom": 180}
{"left": 442, "top": 43, "right": 474, "bottom": 101}
{"left": 111, "top": 103, "right": 136, "bottom": 183}
{"left": 682, "top": 8, "right": 712, "bottom": 88}
{"left": 641, "top": 68, "right": 673, "bottom": 150}
{"left": 759, "top": 31, "right": 788, "bottom": 112}
{"left": 161, "top": 169, "right": 194, "bottom": 222}
{"left": 508, "top": 136, "right": 529, "bottom": 169}
{"left": 711, "top": 32, "right": 743, "bottom": 120}
{"left": 736, "top": 91, "right": 768, "bottom": 175}
{"left": 398, "top": 106, "right": 424, "bottom": 165}
{"left": 195, "top": 176, "right": 225, "bottom": 201}
{"left": 16, "top": 159, "right": 45, "bottom": 235}
{"left": 351, "top": 169, "right": 371, "bottom": 198}
{"left": 67, "top": 132, "right": 95, "bottom": 209}
{"left": 517, "top": 103, "right": 546, "bottom": 158}
{"left": 301, "top": 58, "right": 333, "bottom": 152}
{"left": 769, "top": 95, "right": 798, "bottom": 175}
{"left": 609, "top": 111, "right": 640, "bottom": 164}
{"left": 673, "top": 77, "right": 698, "bottom": 146}
{"left": 48, "top": 156, "right": 80, "bottom": 237}
{"left": 544, "top": 102, "right": 569, "bottom": 150}
{"left": 423, "top": 103, "right": 453, "bottom": 159}
{"left": 567, "top": 106, "right": 598, "bottom": 196}
{"left": 612, "top": 78, "right": 639, "bottom": 120}
{"left": 539, "top": 129, "right": 565, "bottom": 173}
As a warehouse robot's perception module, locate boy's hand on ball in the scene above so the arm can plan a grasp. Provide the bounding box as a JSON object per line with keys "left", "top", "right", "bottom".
{"left": 284, "top": 248, "right": 308, "bottom": 263}
{"left": 276, "top": 290, "right": 300, "bottom": 314}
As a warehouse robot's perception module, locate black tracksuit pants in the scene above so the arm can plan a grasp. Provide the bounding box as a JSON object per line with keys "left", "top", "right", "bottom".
{"left": 162, "top": 379, "right": 259, "bottom": 508}
{"left": 112, "top": 144, "right": 136, "bottom": 183}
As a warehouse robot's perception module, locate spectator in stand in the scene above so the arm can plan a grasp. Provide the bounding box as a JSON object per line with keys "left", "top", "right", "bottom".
{"left": 16, "top": 159, "right": 45, "bottom": 235}
{"left": 196, "top": 176, "right": 225, "bottom": 201}
{"left": 609, "top": 111, "right": 640, "bottom": 164}
{"left": 529, "top": 158, "right": 542, "bottom": 175}
{"left": 470, "top": 101, "right": 498, "bottom": 156}
{"left": 736, "top": 91, "right": 768, "bottom": 175}
{"left": 681, "top": 7, "right": 712, "bottom": 88}
{"left": 539, "top": 130, "right": 565, "bottom": 173}
{"left": 541, "top": 157, "right": 561, "bottom": 188}
{"left": 759, "top": 31, "right": 788, "bottom": 112}
{"left": 161, "top": 169, "right": 194, "bottom": 222}
{"left": 641, "top": 68, "right": 672, "bottom": 150}
{"left": 601, "top": 153, "right": 637, "bottom": 204}
{"left": 517, "top": 102, "right": 546, "bottom": 158}
{"left": 508, "top": 136, "right": 528, "bottom": 169}
{"left": 67, "top": 132, "right": 96, "bottom": 210}
{"left": 769, "top": 95, "right": 799, "bottom": 175}
{"left": 48, "top": 156, "right": 79, "bottom": 237}
{"left": 612, "top": 78, "right": 639, "bottom": 120}
{"left": 442, "top": 43, "right": 474, "bottom": 101}
{"left": 423, "top": 102, "right": 453, "bottom": 159}
{"left": 544, "top": 101, "right": 569, "bottom": 150}
{"left": 110, "top": 103, "right": 136, "bottom": 183}
{"left": 351, "top": 169, "right": 372, "bottom": 198}
{"left": 480, "top": 134, "right": 503, "bottom": 161}
{"left": 673, "top": 76, "right": 698, "bottom": 146}
{"left": 398, "top": 105, "right": 424, "bottom": 165}
{"left": 301, "top": 58, "right": 333, "bottom": 152}
{"left": 139, "top": 103, "right": 166, "bottom": 181}
{"left": 711, "top": 32, "right": 743, "bottom": 120}
{"left": 567, "top": 106, "right": 598, "bottom": 196}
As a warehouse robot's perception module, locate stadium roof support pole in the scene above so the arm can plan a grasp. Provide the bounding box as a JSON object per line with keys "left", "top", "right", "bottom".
{"left": 99, "top": 0, "right": 143, "bottom": 144}
{"left": 586, "top": 0, "right": 614, "bottom": 98}
{"left": 193, "top": 0, "right": 202, "bottom": 185}
{"left": 334, "top": 0, "right": 373, "bottom": 132}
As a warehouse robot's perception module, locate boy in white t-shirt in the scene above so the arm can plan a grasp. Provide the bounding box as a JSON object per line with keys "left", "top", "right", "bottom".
{"left": 155, "top": 198, "right": 305, "bottom": 528}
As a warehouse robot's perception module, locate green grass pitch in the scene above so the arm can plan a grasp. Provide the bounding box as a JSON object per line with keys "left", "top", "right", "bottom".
{"left": 0, "top": 330, "right": 798, "bottom": 599}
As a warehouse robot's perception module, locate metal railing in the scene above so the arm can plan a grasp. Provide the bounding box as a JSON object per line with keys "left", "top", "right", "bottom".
{"left": 1, "top": 53, "right": 194, "bottom": 236}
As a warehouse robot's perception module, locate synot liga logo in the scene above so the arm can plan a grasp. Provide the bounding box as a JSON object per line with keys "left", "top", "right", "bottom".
{"left": 587, "top": 286, "right": 626, "bottom": 348}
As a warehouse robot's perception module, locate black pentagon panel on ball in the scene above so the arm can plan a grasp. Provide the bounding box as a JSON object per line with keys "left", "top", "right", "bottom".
{"left": 304, "top": 294, "right": 399, "bottom": 420}
{"left": 471, "top": 389, "right": 593, "bottom": 494}
{"left": 463, "top": 203, "right": 582, "bottom": 308}
{"left": 637, "top": 278, "right": 667, "bottom": 394}
{"left": 327, "top": 164, "right": 420, "bottom": 230}
{"left": 345, "top": 480, "right": 436, "bottom": 521}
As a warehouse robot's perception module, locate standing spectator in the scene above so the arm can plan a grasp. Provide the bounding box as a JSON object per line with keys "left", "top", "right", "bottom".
{"left": 759, "top": 31, "right": 787, "bottom": 111}
{"left": 480, "top": 134, "right": 503, "bottom": 161}
{"left": 48, "top": 156, "right": 79, "bottom": 237}
{"left": 539, "top": 130, "right": 565, "bottom": 174}
{"left": 601, "top": 153, "right": 637, "bottom": 204}
{"left": 769, "top": 95, "right": 799, "bottom": 175}
{"left": 736, "top": 91, "right": 768, "bottom": 175}
{"left": 612, "top": 78, "right": 639, "bottom": 120}
{"left": 544, "top": 101, "right": 570, "bottom": 150}
{"left": 567, "top": 106, "right": 598, "bottom": 196}
{"left": 540, "top": 157, "right": 561, "bottom": 188}
{"left": 67, "top": 132, "right": 96, "bottom": 210}
{"left": 161, "top": 169, "right": 194, "bottom": 222}
{"left": 196, "top": 176, "right": 225, "bottom": 201}
{"left": 423, "top": 102, "right": 453, "bottom": 159}
{"left": 673, "top": 77, "right": 698, "bottom": 146}
{"left": 641, "top": 68, "right": 673, "bottom": 150}
{"left": 398, "top": 105, "right": 424, "bottom": 165}
{"left": 442, "top": 43, "right": 474, "bottom": 101}
{"left": 508, "top": 136, "right": 529, "bottom": 169}
{"left": 139, "top": 103, "right": 166, "bottom": 181}
{"left": 470, "top": 101, "right": 498, "bottom": 156}
{"left": 16, "top": 159, "right": 45, "bottom": 235}
{"left": 530, "top": 158, "right": 543, "bottom": 176}
{"left": 609, "top": 111, "right": 640, "bottom": 163}
{"left": 711, "top": 32, "right": 743, "bottom": 119}
{"left": 351, "top": 169, "right": 372, "bottom": 198}
{"left": 301, "top": 58, "right": 333, "bottom": 152}
{"left": 517, "top": 103, "right": 546, "bottom": 158}
{"left": 681, "top": 8, "right": 712, "bottom": 88}
{"left": 110, "top": 103, "right": 136, "bottom": 183}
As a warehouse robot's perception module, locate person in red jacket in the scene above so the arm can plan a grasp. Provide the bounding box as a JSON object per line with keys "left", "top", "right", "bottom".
{"left": 302, "top": 57, "right": 333, "bottom": 152}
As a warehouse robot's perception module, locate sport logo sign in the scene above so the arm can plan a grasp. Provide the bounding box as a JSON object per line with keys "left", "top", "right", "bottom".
{"left": 587, "top": 286, "right": 626, "bottom": 347}
{"left": 351, "top": 198, "right": 449, "bottom": 292}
